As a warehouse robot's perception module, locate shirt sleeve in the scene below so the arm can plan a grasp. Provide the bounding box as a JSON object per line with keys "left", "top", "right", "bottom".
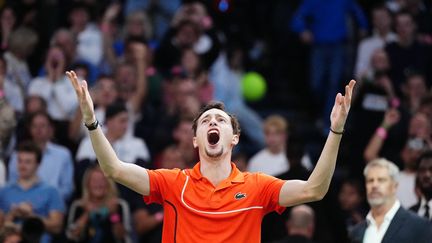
{"left": 143, "top": 169, "right": 181, "bottom": 205}
{"left": 257, "top": 173, "right": 286, "bottom": 214}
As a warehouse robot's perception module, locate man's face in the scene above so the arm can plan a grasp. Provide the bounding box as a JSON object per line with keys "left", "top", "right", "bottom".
{"left": 373, "top": 9, "right": 391, "bottom": 31}
{"left": 418, "top": 158, "right": 432, "bottom": 196}
{"left": 264, "top": 126, "right": 286, "bottom": 152}
{"left": 365, "top": 166, "right": 397, "bottom": 207}
{"left": 396, "top": 15, "right": 416, "bottom": 40}
{"left": 30, "top": 115, "right": 52, "bottom": 143}
{"left": 17, "top": 151, "right": 39, "bottom": 180}
{"left": 106, "top": 111, "right": 129, "bottom": 139}
{"left": 193, "top": 108, "right": 238, "bottom": 159}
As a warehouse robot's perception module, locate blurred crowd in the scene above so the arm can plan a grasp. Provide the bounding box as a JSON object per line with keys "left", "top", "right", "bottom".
{"left": 0, "top": 0, "right": 431, "bottom": 243}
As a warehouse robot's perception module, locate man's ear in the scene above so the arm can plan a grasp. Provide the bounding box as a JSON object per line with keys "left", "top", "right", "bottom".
{"left": 232, "top": 134, "right": 239, "bottom": 146}
{"left": 193, "top": 137, "right": 198, "bottom": 148}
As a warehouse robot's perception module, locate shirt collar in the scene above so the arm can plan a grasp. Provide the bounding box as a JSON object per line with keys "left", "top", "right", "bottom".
{"left": 420, "top": 197, "right": 432, "bottom": 208}
{"left": 190, "top": 162, "right": 245, "bottom": 183}
{"left": 366, "top": 200, "right": 401, "bottom": 225}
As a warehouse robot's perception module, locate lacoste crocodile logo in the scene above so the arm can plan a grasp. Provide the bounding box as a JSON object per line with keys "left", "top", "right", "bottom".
{"left": 235, "top": 192, "right": 247, "bottom": 200}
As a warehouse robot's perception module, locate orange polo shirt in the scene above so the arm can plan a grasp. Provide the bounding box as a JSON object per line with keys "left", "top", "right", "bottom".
{"left": 144, "top": 162, "right": 286, "bottom": 243}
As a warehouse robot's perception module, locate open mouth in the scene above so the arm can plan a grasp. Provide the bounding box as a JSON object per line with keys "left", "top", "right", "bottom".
{"left": 207, "top": 130, "right": 220, "bottom": 145}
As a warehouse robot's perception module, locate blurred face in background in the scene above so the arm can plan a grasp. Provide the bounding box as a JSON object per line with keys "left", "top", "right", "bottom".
{"left": 88, "top": 169, "right": 109, "bottom": 200}
{"left": 370, "top": 49, "right": 390, "bottom": 71}
{"left": 30, "top": 114, "right": 53, "bottom": 143}
{"left": 264, "top": 125, "right": 286, "bottom": 154}
{"left": 408, "top": 113, "right": 431, "bottom": 140}
{"left": 94, "top": 77, "right": 118, "bottom": 107}
{"left": 338, "top": 182, "right": 363, "bottom": 211}
{"left": 418, "top": 158, "right": 432, "bottom": 197}
{"left": 17, "top": 151, "right": 39, "bottom": 180}
{"left": 396, "top": 14, "right": 416, "bottom": 41}
{"left": 404, "top": 75, "right": 427, "bottom": 101}
{"left": 372, "top": 8, "right": 392, "bottom": 33}
{"left": 106, "top": 111, "right": 129, "bottom": 140}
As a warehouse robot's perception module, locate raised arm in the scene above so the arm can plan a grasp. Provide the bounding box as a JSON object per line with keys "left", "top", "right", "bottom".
{"left": 279, "top": 80, "right": 356, "bottom": 207}
{"left": 66, "top": 71, "right": 150, "bottom": 196}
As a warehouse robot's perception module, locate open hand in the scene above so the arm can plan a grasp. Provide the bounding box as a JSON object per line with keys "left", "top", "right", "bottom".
{"left": 330, "top": 80, "right": 356, "bottom": 132}
{"left": 66, "top": 71, "right": 95, "bottom": 124}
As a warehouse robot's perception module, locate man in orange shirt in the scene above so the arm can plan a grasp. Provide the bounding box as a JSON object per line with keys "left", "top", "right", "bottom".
{"left": 66, "top": 70, "right": 355, "bottom": 242}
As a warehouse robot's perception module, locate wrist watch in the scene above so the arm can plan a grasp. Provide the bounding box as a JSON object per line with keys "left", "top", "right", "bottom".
{"left": 84, "top": 119, "right": 99, "bottom": 131}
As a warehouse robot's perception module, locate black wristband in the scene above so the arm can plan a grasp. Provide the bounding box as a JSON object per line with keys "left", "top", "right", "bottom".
{"left": 330, "top": 127, "right": 344, "bottom": 135}
{"left": 84, "top": 119, "right": 99, "bottom": 131}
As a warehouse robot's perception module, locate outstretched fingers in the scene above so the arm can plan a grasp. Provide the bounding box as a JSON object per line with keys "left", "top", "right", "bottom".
{"left": 66, "top": 71, "right": 82, "bottom": 96}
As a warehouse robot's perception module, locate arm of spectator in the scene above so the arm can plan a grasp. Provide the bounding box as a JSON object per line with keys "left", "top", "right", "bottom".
{"left": 101, "top": 3, "right": 121, "bottom": 71}
{"left": 279, "top": 80, "right": 355, "bottom": 206}
{"left": 41, "top": 211, "right": 64, "bottom": 234}
{"left": 291, "top": 0, "right": 312, "bottom": 33}
{"left": 133, "top": 208, "right": 163, "bottom": 234}
{"left": 129, "top": 43, "right": 148, "bottom": 114}
{"left": 363, "top": 108, "right": 400, "bottom": 162}
{"left": 66, "top": 71, "right": 151, "bottom": 196}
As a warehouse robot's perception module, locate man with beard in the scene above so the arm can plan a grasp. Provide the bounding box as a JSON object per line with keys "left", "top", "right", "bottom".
{"left": 350, "top": 158, "right": 432, "bottom": 243}
{"left": 67, "top": 70, "right": 355, "bottom": 242}
{"left": 410, "top": 151, "right": 432, "bottom": 221}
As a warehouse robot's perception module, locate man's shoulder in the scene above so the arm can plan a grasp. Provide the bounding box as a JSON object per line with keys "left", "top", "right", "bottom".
{"left": 47, "top": 142, "right": 72, "bottom": 156}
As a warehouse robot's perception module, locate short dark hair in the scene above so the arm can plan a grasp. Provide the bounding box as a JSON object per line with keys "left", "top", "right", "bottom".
{"left": 17, "top": 141, "right": 42, "bottom": 164}
{"left": 417, "top": 150, "right": 432, "bottom": 168}
{"left": 192, "top": 101, "right": 241, "bottom": 136}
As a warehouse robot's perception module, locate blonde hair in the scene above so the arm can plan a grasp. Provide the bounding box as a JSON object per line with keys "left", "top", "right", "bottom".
{"left": 263, "top": 115, "right": 288, "bottom": 133}
{"left": 81, "top": 165, "right": 118, "bottom": 202}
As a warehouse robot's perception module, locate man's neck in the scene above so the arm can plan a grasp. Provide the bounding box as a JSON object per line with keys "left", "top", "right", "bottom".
{"left": 200, "top": 156, "right": 232, "bottom": 187}
{"left": 399, "top": 37, "right": 415, "bottom": 47}
{"left": 35, "top": 140, "right": 48, "bottom": 151}
{"left": 371, "top": 199, "right": 396, "bottom": 228}
{"left": 18, "top": 176, "right": 39, "bottom": 189}
{"left": 106, "top": 131, "right": 121, "bottom": 143}
{"left": 268, "top": 145, "right": 284, "bottom": 155}
{"left": 376, "top": 28, "right": 390, "bottom": 39}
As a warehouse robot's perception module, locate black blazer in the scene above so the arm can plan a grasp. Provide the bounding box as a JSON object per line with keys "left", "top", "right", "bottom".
{"left": 409, "top": 202, "right": 421, "bottom": 213}
{"left": 349, "top": 206, "right": 432, "bottom": 243}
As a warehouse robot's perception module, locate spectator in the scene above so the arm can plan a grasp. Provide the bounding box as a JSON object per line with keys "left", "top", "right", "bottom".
{"left": 355, "top": 4, "right": 397, "bottom": 80}
{"left": 28, "top": 46, "right": 78, "bottom": 122}
{"left": 0, "top": 141, "right": 65, "bottom": 243}
{"left": 68, "top": 75, "right": 119, "bottom": 143}
{"left": 0, "top": 6, "right": 17, "bottom": 53}
{"left": 68, "top": 2, "right": 103, "bottom": 69}
{"left": 248, "top": 115, "right": 312, "bottom": 176}
{"left": 274, "top": 204, "right": 316, "bottom": 243}
{"left": 75, "top": 101, "right": 150, "bottom": 198}
{"left": 8, "top": 112, "right": 74, "bottom": 202}
{"left": 385, "top": 11, "right": 432, "bottom": 94}
{"left": 3, "top": 28, "right": 38, "bottom": 114}
{"left": 66, "top": 165, "right": 132, "bottom": 243}
{"left": 338, "top": 179, "right": 367, "bottom": 234}
{"left": 401, "top": 72, "right": 428, "bottom": 114}
{"left": 171, "top": 116, "right": 198, "bottom": 168}
{"left": 350, "top": 158, "right": 432, "bottom": 242}
{"left": 410, "top": 150, "right": 432, "bottom": 221}
{"left": 291, "top": 0, "right": 368, "bottom": 132}
{"left": 0, "top": 65, "right": 16, "bottom": 158}
{"left": 209, "top": 46, "right": 266, "bottom": 151}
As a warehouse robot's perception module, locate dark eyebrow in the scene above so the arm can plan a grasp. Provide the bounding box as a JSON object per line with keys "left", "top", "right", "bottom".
{"left": 199, "top": 114, "right": 211, "bottom": 122}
